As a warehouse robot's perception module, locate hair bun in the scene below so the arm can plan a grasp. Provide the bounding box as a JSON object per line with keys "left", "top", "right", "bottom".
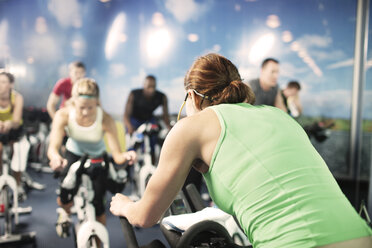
{"left": 214, "top": 80, "right": 255, "bottom": 105}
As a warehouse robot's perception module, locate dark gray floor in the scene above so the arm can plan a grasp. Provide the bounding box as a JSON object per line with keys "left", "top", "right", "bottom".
{"left": 0, "top": 168, "right": 169, "bottom": 248}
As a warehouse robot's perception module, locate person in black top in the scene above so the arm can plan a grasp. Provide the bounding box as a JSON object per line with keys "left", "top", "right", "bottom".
{"left": 124, "top": 75, "right": 171, "bottom": 163}
{"left": 124, "top": 75, "right": 171, "bottom": 135}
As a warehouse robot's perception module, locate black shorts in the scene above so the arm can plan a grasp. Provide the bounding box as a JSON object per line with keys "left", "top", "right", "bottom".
{"left": 0, "top": 126, "right": 24, "bottom": 145}
{"left": 59, "top": 150, "right": 122, "bottom": 217}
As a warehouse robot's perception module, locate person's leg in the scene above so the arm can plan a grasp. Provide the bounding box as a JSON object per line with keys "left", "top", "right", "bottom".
{"left": 92, "top": 171, "right": 107, "bottom": 246}
{"left": 58, "top": 150, "right": 81, "bottom": 214}
{"left": 55, "top": 150, "right": 81, "bottom": 238}
{"left": 0, "top": 142, "right": 3, "bottom": 174}
{"left": 128, "top": 117, "right": 145, "bottom": 148}
{"left": 148, "top": 117, "right": 159, "bottom": 164}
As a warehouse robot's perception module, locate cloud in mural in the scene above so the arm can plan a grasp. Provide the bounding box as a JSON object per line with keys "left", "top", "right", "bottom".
{"left": 266, "top": 15, "right": 281, "bottom": 29}
{"left": 165, "top": 0, "right": 210, "bottom": 23}
{"left": 280, "top": 62, "right": 308, "bottom": 79}
{"left": 327, "top": 58, "right": 372, "bottom": 70}
{"left": 35, "top": 17, "right": 48, "bottom": 34}
{"left": 71, "top": 33, "right": 86, "bottom": 57}
{"left": 297, "top": 34, "right": 332, "bottom": 49}
{"left": 0, "top": 20, "right": 7, "bottom": 44}
{"left": 27, "top": 34, "right": 62, "bottom": 62}
{"left": 0, "top": 20, "right": 9, "bottom": 60}
{"left": 109, "top": 63, "right": 127, "bottom": 78}
{"left": 302, "top": 89, "right": 352, "bottom": 118}
{"left": 48, "top": 0, "right": 82, "bottom": 28}
{"left": 327, "top": 58, "right": 353, "bottom": 69}
{"left": 105, "top": 13, "right": 126, "bottom": 60}
{"left": 100, "top": 83, "right": 130, "bottom": 116}
{"left": 161, "top": 76, "right": 187, "bottom": 114}
{"left": 311, "top": 49, "right": 346, "bottom": 61}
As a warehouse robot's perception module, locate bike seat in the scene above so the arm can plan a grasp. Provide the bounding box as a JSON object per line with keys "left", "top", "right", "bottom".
{"left": 160, "top": 220, "right": 234, "bottom": 248}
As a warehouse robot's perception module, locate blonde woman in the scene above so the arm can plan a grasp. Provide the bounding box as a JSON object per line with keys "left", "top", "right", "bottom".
{"left": 48, "top": 78, "right": 136, "bottom": 237}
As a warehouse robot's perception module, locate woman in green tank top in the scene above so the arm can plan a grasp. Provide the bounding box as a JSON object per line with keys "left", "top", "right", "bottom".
{"left": 110, "top": 53, "right": 372, "bottom": 248}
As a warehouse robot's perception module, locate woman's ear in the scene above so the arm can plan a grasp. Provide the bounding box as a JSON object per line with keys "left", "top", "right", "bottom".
{"left": 188, "top": 90, "right": 202, "bottom": 111}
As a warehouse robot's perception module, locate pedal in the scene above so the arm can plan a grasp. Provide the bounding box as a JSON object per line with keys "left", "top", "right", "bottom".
{"left": 56, "top": 208, "right": 71, "bottom": 238}
{"left": 0, "top": 231, "right": 36, "bottom": 245}
{"left": 29, "top": 162, "right": 42, "bottom": 171}
{"left": 41, "top": 166, "right": 53, "bottom": 173}
{"left": 18, "top": 186, "right": 27, "bottom": 202}
{"left": 12, "top": 206, "right": 32, "bottom": 215}
{"left": 29, "top": 181, "right": 46, "bottom": 191}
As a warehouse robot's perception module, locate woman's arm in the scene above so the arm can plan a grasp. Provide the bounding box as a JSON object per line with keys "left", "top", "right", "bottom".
{"left": 274, "top": 90, "right": 287, "bottom": 112}
{"left": 47, "top": 109, "right": 68, "bottom": 170}
{"left": 111, "top": 109, "right": 220, "bottom": 227}
{"left": 10, "top": 91, "right": 23, "bottom": 129}
{"left": 1, "top": 91, "right": 24, "bottom": 133}
{"left": 102, "top": 111, "right": 136, "bottom": 164}
{"left": 162, "top": 95, "right": 171, "bottom": 130}
{"left": 123, "top": 92, "right": 135, "bottom": 135}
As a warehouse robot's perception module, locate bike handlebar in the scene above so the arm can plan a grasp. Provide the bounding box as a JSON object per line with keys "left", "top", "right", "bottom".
{"left": 119, "top": 217, "right": 140, "bottom": 248}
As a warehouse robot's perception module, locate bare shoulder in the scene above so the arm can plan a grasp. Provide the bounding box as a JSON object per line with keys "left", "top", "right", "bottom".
{"left": 101, "top": 110, "right": 116, "bottom": 131}
{"left": 102, "top": 110, "right": 114, "bottom": 123}
{"left": 13, "top": 90, "right": 24, "bottom": 104}
{"left": 170, "top": 108, "right": 220, "bottom": 142}
{"left": 54, "top": 107, "right": 69, "bottom": 123}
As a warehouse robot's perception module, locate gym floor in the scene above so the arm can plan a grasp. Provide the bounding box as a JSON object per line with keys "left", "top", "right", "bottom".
{"left": 3, "top": 168, "right": 169, "bottom": 248}
{"left": 3, "top": 166, "right": 369, "bottom": 248}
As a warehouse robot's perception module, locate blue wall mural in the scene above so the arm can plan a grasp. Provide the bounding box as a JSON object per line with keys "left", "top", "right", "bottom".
{"left": 0, "top": 0, "right": 370, "bottom": 120}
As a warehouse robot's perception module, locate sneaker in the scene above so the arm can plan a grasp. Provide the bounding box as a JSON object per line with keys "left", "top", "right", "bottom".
{"left": 18, "top": 185, "right": 27, "bottom": 202}
{"left": 56, "top": 208, "right": 71, "bottom": 238}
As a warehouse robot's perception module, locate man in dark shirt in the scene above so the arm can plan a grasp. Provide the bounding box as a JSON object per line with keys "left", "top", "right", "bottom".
{"left": 248, "top": 58, "right": 286, "bottom": 111}
{"left": 123, "top": 75, "right": 170, "bottom": 164}
{"left": 124, "top": 75, "right": 171, "bottom": 135}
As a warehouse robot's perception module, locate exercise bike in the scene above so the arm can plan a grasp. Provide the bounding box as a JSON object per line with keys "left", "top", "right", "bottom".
{"left": 119, "top": 184, "right": 252, "bottom": 248}
{"left": 58, "top": 154, "right": 128, "bottom": 248}
{"left": 0, "top": 139, "right": 36, "bottom": 246}
{"left": 127, "top": 122, "right": 161, "bottom": 200}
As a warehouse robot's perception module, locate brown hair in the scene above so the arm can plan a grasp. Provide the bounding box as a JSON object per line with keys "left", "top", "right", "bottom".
{"left": 0, "top": 72, "right": 15, "bottom": 83}
{"left": 69, "top": 61, "right": 86, "bottom": 71}
{"left": 261, "top": 58, "right": 279, "bottom": 68}
{"left": 287, "top": 81, "right": 301, "bottom": 90}
{"left": 184, "top": 53, "right": 255, "bottom": 105}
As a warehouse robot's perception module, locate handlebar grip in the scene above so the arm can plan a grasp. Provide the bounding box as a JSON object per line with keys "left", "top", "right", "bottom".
{"left": 119, "top": 217, "right": 139, "bottom": 248}
{"left": 185, "top": 184, "right": 207, "bottom": 212}
{"left": 115, "top": 160, "right": 130, "bottom": 170}
{"left": 53, "top": 171, "right": 61, "bottom": 179}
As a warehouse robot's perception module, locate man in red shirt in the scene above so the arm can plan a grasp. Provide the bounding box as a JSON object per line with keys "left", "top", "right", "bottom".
{"left": 47, "top": 61, "right": 86, "bottom": 119}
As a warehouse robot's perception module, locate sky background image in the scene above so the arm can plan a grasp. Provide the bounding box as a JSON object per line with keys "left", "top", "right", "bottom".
{"left": 0, "top": 0, "right": 371, "bottom": 120}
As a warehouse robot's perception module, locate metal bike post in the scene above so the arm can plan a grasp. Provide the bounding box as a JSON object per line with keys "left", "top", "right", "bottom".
{"left": 350, "top": 0, "right": 369, "bottom": 209}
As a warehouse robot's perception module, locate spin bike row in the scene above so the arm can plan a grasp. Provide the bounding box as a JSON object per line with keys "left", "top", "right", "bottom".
{"left": 0, "top": 131, "right": 46, "bottom": 247}
{"left": 0, "top": 108, "right": 54, "bottom": 247}
{"left": 50, "top": 121, "right": 249, "bottom": 248}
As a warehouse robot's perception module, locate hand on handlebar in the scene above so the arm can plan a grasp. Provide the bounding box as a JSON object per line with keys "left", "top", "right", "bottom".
{"left": 123, "top": 150, "right": 137, "bottom": 165}
{"left": 127, "top": 125, "right": 135, "bottom": 136}
{"left": 110, "top": 193, "right": 134, "bottom": 217}
{"left": 0, "top": 120, "right": 12, "bottom": 134}
{"left": 49, "top": 155, "right": 68, "bottom": 171}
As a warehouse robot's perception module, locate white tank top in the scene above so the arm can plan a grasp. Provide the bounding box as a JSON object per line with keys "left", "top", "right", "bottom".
{"left": 67, "top": 107, "right": 104, "bottom": 143}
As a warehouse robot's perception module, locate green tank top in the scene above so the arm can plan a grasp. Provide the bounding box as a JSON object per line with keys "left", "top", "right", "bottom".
{"left": 203, "top": 103, "right": 371, "bottom": 248}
